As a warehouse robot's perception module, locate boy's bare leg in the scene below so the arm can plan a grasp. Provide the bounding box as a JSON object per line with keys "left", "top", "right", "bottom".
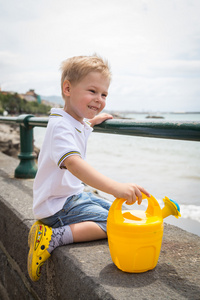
{"left": 69, "top": 221, "right": 107, "bottom": 242}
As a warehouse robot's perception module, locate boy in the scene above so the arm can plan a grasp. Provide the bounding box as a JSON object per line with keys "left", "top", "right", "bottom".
{"left": 28, "top": 55, "right": 150, "bottom": 281}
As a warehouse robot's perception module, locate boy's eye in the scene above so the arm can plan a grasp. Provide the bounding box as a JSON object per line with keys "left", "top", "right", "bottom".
{"left": 89, "top": 89, "right": 95, "bottom": 93}
{"left": 102, "top": 94, "right": 107, "bottom": 98}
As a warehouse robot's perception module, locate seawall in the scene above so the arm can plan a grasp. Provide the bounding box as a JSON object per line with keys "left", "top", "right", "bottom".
{"left": 0, "top": 151, "right": 200, "bottom": 299}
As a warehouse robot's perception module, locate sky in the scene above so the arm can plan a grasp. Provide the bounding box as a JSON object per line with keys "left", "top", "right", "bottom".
{"left": 0, "top": 0, "right": 200, "bottom": 112}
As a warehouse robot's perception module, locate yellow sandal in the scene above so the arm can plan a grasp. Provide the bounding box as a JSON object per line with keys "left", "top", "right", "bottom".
{"left": 28, "top": 223, "right": 52, "bottom": 281}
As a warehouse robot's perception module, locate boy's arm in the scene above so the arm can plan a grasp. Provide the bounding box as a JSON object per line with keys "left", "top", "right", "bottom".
{"left": 89, "top": 113, "right": 113, "bottom": 127}
{"left": 64, "top": 155, "right": 150, "bottom": 205}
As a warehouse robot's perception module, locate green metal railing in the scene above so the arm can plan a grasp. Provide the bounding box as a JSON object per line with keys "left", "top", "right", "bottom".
{"left": 0, "top": 114, "right": 200, "bottom": 179}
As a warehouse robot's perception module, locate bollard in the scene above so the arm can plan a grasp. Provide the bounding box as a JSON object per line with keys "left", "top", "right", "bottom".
{"left": 15, "top": 114, "right": 37, "bottom": 178}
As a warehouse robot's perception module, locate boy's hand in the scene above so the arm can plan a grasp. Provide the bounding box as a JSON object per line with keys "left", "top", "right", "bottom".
{"left": 112, "top": 183, "right": 150, "bottom": 205}
{"left": 89, "top": 113, "right": 113, "bottom": 127}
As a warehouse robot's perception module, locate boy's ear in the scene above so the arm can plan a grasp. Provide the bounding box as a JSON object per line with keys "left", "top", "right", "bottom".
{"left": 63, "top": 80, "right": 71, "bottom": 96}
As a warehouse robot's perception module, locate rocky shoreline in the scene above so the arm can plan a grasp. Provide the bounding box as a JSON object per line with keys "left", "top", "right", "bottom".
{"left": 0, "top": 124, "right": 39, "bottom": 159}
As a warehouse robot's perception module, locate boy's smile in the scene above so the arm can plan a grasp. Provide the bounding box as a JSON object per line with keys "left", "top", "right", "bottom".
{"left": 63, "top": 72, "right": 110, "bottom": 123}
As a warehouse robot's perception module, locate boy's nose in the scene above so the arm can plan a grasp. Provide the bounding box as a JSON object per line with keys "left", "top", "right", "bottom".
{"left": 95, "top": 94, "right": 102, "bottom": 102}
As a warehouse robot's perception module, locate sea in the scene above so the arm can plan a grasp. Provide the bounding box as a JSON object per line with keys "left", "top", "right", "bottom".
{"left": 34, "top": 112, "right": 200, "bottom": 236}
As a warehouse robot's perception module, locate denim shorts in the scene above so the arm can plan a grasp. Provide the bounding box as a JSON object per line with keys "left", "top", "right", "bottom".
{"left": 40, "top": 192, "right": 111, "bottom": 232}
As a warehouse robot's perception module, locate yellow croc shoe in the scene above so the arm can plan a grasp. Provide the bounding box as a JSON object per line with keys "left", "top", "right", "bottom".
{"left": 28, "top": 223, "right": 52, "bottom": 281}
{"left": 28, "top": 220, "right": 41, "bottom": 248}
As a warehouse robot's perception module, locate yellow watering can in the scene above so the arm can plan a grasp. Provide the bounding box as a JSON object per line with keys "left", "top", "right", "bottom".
{"left": 107, "top": 193, "right": 181, "bottom": 273}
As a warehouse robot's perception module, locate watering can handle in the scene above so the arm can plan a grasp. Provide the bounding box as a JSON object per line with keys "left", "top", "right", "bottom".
{"left": 142, "top": 193, "right": 162, "bottom": 217}
{"left": 108, "top": 193, "right": 162, "bottom": 222}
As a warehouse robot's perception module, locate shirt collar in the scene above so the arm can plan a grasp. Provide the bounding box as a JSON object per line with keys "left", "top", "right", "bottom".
{"left": 50, "top": 108, "right": 92, "bottom": 132}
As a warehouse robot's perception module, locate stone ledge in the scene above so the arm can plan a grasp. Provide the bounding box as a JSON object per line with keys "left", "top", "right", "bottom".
{"left": 0, "top": 151, "right": 200, "bottom": 300}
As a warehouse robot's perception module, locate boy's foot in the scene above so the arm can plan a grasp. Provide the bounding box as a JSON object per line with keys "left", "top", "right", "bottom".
{"left": 28, "top": 222, "right": 52, "bottom": 281}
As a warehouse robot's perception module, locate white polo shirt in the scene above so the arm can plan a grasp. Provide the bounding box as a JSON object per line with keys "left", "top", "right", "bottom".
{"left": 33, "top": 108, "right": 93, "bottom": 219}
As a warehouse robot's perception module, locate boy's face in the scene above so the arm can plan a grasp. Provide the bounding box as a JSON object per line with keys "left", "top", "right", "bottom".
{"left": 63, "top": 71, "right": 110, "bottom": 122}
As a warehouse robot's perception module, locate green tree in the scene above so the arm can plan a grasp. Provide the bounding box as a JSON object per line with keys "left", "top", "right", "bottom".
{"left": 0, "top": 93, "right": 51, "bottom": 115}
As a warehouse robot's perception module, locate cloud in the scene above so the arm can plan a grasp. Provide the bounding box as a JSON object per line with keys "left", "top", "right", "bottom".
{"left": 0, "top": 51, "right": 21, "bottom": 69}
{"left": 0, "top": 0, "right": 200, "bottom": 111}
{"left": 146, "top": 60, "right": 200, "bottom": 78}
{"left": 108, "top": 74, "right": 200, "bottom": 112}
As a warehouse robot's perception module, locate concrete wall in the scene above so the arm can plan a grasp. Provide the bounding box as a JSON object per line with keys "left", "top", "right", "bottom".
{"left": 0, "top": 152, "right": 200, "bottom": 300}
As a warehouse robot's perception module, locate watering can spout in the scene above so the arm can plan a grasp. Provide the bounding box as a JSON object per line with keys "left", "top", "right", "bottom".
{"left": 162, "top": 197, "right": 181, "bottom": 219}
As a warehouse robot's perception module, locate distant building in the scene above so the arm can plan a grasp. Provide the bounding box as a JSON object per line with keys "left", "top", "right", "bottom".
{"left": 0, "top": 88, "right": 15, "bottom": 96}
{"left": 23, "top": 89, "right": 41, "bottom": 103}
{"left": 26, "top": 89, "right": 36, "bottom": 96}
{"left": 0, "top": 88, "right": 59, "bottom": 108}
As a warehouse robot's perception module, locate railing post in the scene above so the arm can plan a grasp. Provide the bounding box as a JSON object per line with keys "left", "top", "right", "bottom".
{"left": 15, "top": 114, "right": 37, "bottom": 178}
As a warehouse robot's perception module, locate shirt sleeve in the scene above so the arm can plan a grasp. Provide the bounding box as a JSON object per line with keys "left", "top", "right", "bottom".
{"left": 51, "top": 122, "right": 81, "bottom": 168}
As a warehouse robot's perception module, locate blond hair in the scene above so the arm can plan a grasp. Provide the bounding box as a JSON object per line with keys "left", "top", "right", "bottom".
{"left": 60, "top": 55, "right": 111, "bottom": 98}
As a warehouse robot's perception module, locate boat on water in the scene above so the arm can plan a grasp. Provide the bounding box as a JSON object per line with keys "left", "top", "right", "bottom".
{"left": 146, "top": 115, "right": 164, "bottom": 119}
